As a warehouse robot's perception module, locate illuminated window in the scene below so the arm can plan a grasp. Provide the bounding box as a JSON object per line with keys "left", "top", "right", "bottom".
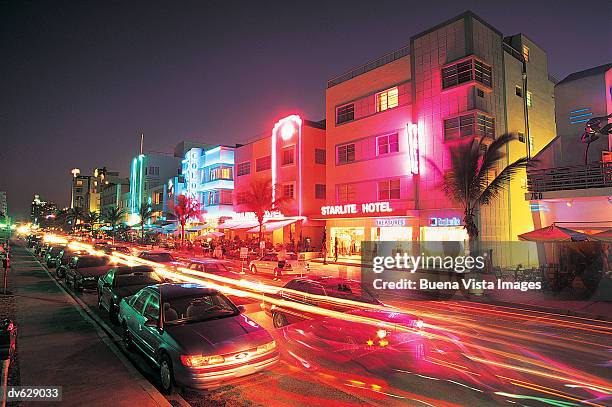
{"left": 315, "top": 184, "right": 326, "bottom": 199}
{"left": 376, "top": 133, "right": 399, "bottom": 155}
{"left": 515, "top": 86, "right": 523, "bottom": 97}
{"left": 336, "top": 104, "right": 354, "bottom": 124}
{"left": 315, "top": 149, "right": 326, "bottom": 164}
{"left": 256, "top": 156, "right": 271, "bottom": 172}
{"left": 76, "top": 180, "right": 83, "bottom": 186}
{"left": 378, "top": 179, "right": 400, "bottom": 200}
{"left": 209, "top": 166, "right": 233, "bottom": 181}
{"left": 444, "top": 112, "right": 494, "bottom": 140}
{"left": 207, "top": 190, "right": 232, "bottom": 206}
{"left": 522, "top": 45, "right": 529, "bottom": 62}
{"left": 282, "top": 184, "right": 294, "bottom": 199}
{"left": 376, "top": 87, "right": 399, "bottom": 112}
{"left": 442, "top": 58, "right": 492, "bottom": 89}
{"left": 236, "top": 162, "right": 250, "bottom": 176}
{"left": 336, "top": 184, "right": 356, "bottom": 203}
{"left": 526, "top": 91, "right": 533, "bottom": 108}
{"left": 281, "top": 146, "right": 294, "bottom": 165}
{"left": 336, "top": 143, "right": 356, "bottom": 165}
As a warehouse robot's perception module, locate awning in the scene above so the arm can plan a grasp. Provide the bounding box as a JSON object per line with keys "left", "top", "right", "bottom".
{"left": 195, "top": 231, "right": 224, "bottom": 239}
{"left": 185, "top": 224, "right": 210, "bottom": 232}
{"left": 587, "top": 229, "right": 612, "bottom": 243}
{"left": 246, "top": 219, "right": 298, "bottom": 233}
{"left": 215, "top": 220, "right": 260, "bottom": 230}
{"left": 518, "top": 225, "right": 588, "bottom": 242}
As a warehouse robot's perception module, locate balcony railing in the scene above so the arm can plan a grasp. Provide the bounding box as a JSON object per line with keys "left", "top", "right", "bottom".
{"left": 527, "top": 162, "right": 612, "bottom": 194}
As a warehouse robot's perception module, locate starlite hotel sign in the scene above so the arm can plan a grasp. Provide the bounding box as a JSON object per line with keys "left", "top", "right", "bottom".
{"left": 320, "top": 201, "right": 394, "bottom": 216}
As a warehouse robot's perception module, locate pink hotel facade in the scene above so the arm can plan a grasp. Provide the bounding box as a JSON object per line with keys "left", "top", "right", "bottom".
{"left": 231, "top": 11, "right": 556, "bottom": 257}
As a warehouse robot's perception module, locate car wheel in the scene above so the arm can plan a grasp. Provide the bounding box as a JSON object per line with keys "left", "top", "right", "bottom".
{"left": 122, "top": 323, "right": 133, "bottom": 350}
{"left": 159, "top": 353, "right": 175, "bottom": 395}
{"left": 272, "top": 312, "right": 288, "bottom": 328}
{"left": 250, "top": 265, "right": 257, "bottom": 275}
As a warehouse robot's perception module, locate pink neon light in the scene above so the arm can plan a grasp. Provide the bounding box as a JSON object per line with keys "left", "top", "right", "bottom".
{"left": 407, "top": 123, "right": 419, "bottom": 175}
{"left": 271, "top": 115, "right": 303, "bottom": 215}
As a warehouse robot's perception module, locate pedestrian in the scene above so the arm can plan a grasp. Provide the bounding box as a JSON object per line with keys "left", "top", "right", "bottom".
{"left": 275, "top": 244, "right": 287, "bottom": 281}
{"left": 322, "top": 241, "right": 327, "bottom": 265}
{"left": 334, "top": 238, "right": 338, "bottom": 263}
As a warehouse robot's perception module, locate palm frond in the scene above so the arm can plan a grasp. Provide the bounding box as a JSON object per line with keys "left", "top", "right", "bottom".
{"left": 478, "top": 157, "right": 531, "bottom": 206}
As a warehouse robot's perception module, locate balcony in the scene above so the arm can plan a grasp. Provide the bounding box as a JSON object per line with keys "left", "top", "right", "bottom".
{"left": 527, "top": 162, "right": 612, "bottom": 198}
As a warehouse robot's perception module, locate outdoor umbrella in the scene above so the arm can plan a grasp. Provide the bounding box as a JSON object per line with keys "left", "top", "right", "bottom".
{"left": 587, "top": 229, "right": 612, "bottom": 243}
{"left": 518, "top": 224, "right": 589, "bottom": 242}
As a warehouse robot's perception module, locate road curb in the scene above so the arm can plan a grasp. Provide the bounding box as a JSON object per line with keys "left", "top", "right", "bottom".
{"left": 27, "top": 248, "right": 189, "bottom": 407}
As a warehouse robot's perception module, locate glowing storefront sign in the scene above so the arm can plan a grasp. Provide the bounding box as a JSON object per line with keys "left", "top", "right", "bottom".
{"left": 429, "top": 217, "right": 461, "bottom": 227}
{"left": 272, "top": 115, "right": 303, "bottom": 215}
{"left": 407, "top": 123, "right": 419, "bottom": 175}
{"left": 375, "top": 218, "right": 406, "bottom": 227}
{"left": 183, "top": 148, "right": 202, "bottom": 200}
{"left": 321, "top": 202, "right": 393, "bottom": 216}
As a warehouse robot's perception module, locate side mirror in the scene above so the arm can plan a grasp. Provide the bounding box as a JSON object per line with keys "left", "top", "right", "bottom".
{"left": 237, "top": 305, "right": 246, "bottom": 313}
{"left": 144, "top": 318, "right": 158, "bottom": 328}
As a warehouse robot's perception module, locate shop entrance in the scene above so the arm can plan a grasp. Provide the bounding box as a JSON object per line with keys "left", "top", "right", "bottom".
{"left": 330, "top": 227, "right": 364, "bottom": 257}
{"left": 372, "top": 227, "right": 413, "bottom": 241}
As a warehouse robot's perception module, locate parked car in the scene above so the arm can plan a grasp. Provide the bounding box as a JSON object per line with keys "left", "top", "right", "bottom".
{"left": 118, "top": 283, "right": 279, "bottom": 393}
{"left": 98, "top": 265, "right": 162, "bottom": 323}
{"left": 103, "top": 245, "right": 132, "bottom": 256}
{"left": 64, "top": 255, "right": 114, "bottom": 291}
{"left": 262, "top": 276, "right": 423, "bottom": 330}
{"left": 93, "top": 242, "right": 111, "bottom": 251}
{"left": 44, "top": 245, "right": 66, "bottom": 268}
{"left": 55, "top": 249, "right": 88, "bottom": 278}
{"left": 138, "top": 251, "right": 183, "bottom": 269}
{"left": 27, "top": 235, "right": 42, "bottom": 248}
{"left": 185, "top": 259, "right": 243, "bottom": 279}
{"left": 248, "top": 252, "right": 309, "bottom": 276}
{"left": 34, "top": 241, "right": 48, "bottom": 256}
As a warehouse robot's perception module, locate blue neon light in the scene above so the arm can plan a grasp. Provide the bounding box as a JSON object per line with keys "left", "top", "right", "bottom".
{"left": 569, "top": 108, "right": 590, "bottom": 114}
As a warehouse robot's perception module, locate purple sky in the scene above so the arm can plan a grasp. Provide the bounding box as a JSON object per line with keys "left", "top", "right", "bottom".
{"left": 1, "top": 0, "right": 611, "bottom": 219}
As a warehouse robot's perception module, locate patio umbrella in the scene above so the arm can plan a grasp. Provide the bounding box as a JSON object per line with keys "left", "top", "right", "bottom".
{"left": 518, "top": 224, "right": 589, "bottom": 242}
{"left": 587, "top": 229, "right": 612, "bottom": 243}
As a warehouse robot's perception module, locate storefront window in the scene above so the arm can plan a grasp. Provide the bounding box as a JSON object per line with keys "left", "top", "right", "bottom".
{"left": 330, "top": 227, "right": 364, "bottom": 257}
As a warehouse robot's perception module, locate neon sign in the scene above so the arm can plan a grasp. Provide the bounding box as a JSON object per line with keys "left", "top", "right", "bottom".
{"left": 272, "top": 115, "right": 303, "bottom": 215}
{"left": 375, "top": 218, "right": 406, "bottom": 227}
{"left": 320, "top": 202, "right": 393, "bottom": 216}
{"left": 183, "top": 148, "right": 202, "bottom": 200}
{"left": 407, "top": 123, "right": 419, "bottom": 175}
{"left": 429, "top": 217, "right": 461, "bottom": 227}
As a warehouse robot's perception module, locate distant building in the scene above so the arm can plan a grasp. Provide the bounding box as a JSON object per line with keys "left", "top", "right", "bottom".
{"left": 0, "top": 191, "right": 7, "bottom": 218}
{"left": 70, "top": 170, "right": 92, "bottom": 211}
{"left": 100, "top": 176, "right": 130, "bottom": 217}
{"left": 31, "top": 195, "right": 57, "bottom": 227}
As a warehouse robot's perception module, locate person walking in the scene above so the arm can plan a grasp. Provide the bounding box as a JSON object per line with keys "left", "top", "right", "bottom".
{"left": 334, "top": 238, "right": 338, "bottom": 263}
{"left": 275, "top": 244, "right": 287, "bottom": 281}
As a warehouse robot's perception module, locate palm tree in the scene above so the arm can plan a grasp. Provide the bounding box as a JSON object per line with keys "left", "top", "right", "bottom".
{"left": 138, "top": 203, "right": 153, "bottom": 244}
{"left": 104, "top": 206, "right": 125, "bottom": 243}
{"left": 67, "top": 207, "right": 84, "bottom": 232}
{"left": 82, "top": 211, "right": 100, "bottom": 237}
{"left": 239, "top": 178, "right": 291, "bottom": 245}
{"left": 54, "top": 209, "right": 70, "bottom": 231}
{"left": 441, "top": 133, "right": 532, "bottom": 244}
{"left": 173, "top": 195, "right": 205, "bottom": 245}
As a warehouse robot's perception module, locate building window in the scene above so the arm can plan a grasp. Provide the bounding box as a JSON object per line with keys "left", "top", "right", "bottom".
{"left": 256, "top": 155, "right": 271, "bottom": 172}
{"left": 336, "top": 143, "right": 356, "bottom": 165}
{"left": 315, "top": 184, "right": 326, "bottom": 199}
{"left": 442, "top": 57, "right": 492, "bottom": 89}
{"left": 236, "top": 192, "right": 248, "bottom": 205}
{"left": 315, "top": 149, "right": 326, "bottom": 164}
{"left": 515, "top": 86, "right": 523, "bottom": 97}
{"left": 336, "top": 104, "right": 355, "bottom": 124}
{"left": 75, "top": 188, "right": 83, "bottom": 193}
{"left": 477, "top": 89, "right": 484, "bottom": 98}
{"left": 526, "top": 91, "right": 533, "bottom": 108}
{"left": 76, "top": 180, "right": 83, "bottom": 186}
{"left": 336, "top": 184, "right": 356, "bottom": 203}
{"left": 375, "top": 87, "right": 399, "bottom": 112}
{"left": 282, "top": 184, "right": 294, "bottom": 199}
{"left": 518, "top": 132, "right": 525, "bottom": 143}
{"left": 209, "top": 166, "right": 233, "bottom": 181}
{"left": 378, "top": 179, "right": 400, "bottom": 200}
{"left": 522, "top": 45, "right": 529, "bottom": 62}
{"left": 444, "top": 112, "right": 495, "bottom": 141}
{"left": 207, "top": 190, "right": 232, "bottom": 206}
{"left": 281, "top": 146, "right": 294, "bottom": 166}
{"left": 236, "top": 161, "right": 251, "bottom": 176}
{"left": 376, "top": 133, "right": 399, "bottom": 155}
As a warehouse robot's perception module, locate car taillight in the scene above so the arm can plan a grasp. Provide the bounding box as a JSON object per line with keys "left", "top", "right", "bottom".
{"left": 180, "top": 354, "right": 225, "bottom": 367}
{"left": 256, "top": 340, "right": 276, "bottom": 354}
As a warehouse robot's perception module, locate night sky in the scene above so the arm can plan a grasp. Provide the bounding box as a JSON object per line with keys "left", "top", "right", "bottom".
{"left": 1, "top": 0, "right": 611, "bottom": 219}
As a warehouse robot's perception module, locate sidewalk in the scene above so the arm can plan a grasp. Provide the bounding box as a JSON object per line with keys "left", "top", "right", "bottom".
{"left": 9, "top": 243, "right": 170, "bottom": 406}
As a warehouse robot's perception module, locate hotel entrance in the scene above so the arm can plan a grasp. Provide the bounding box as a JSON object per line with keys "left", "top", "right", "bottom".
{"left": 330, "top": 227, "right": 364, "bottom": 256}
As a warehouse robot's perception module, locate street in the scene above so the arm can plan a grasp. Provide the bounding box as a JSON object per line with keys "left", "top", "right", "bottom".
{"left": 6, "top": 239, "right": 610, "bottom": 406}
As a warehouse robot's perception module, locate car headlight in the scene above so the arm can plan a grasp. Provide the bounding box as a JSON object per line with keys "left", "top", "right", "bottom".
{"left": 376, "top": 329, "right": 387, "bottom": 339}
{"left": 180, "top": 354, "right": 225, "bottom": 367}
{"left": 256, "top": 340, "right": 276, "bottom": 354}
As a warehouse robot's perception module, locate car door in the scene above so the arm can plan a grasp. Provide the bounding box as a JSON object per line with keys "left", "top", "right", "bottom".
{"left": 279, "top": 281, "right": 311, "bottom": 324}
{"left": 100, "top": 270, "right": 115, "bottom": 310}
{"left": 126, "top": 290, "right": 150, "bottom": 349}
{"left": 140, "top": 292, "right": 162, "bottom": 359}
{"left": 263, "top": 254, "right": 277, "bottom": 274}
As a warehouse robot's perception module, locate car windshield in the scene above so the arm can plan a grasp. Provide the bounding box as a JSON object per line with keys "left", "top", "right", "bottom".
{"left": 324, "top": 282, "right": 380, "bottom": 304}
{"left": 190, "top": 262, "right": 229, "bottom": 273}
{"left": 114, "top": 272, "right": 162, "bottom": 288}
{"left": 144, "top": 253, "right": 175, "bottom": 262}
{"left": 163, "top": 293, "right": 237, "bottom": 324}
{"left": 78, "top": 256, "right": 110, "bottom": 268}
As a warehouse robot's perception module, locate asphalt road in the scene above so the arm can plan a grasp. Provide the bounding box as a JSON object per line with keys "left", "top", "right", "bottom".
{"left": 20, "top": 244, "right": 612, "bottom": 406}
